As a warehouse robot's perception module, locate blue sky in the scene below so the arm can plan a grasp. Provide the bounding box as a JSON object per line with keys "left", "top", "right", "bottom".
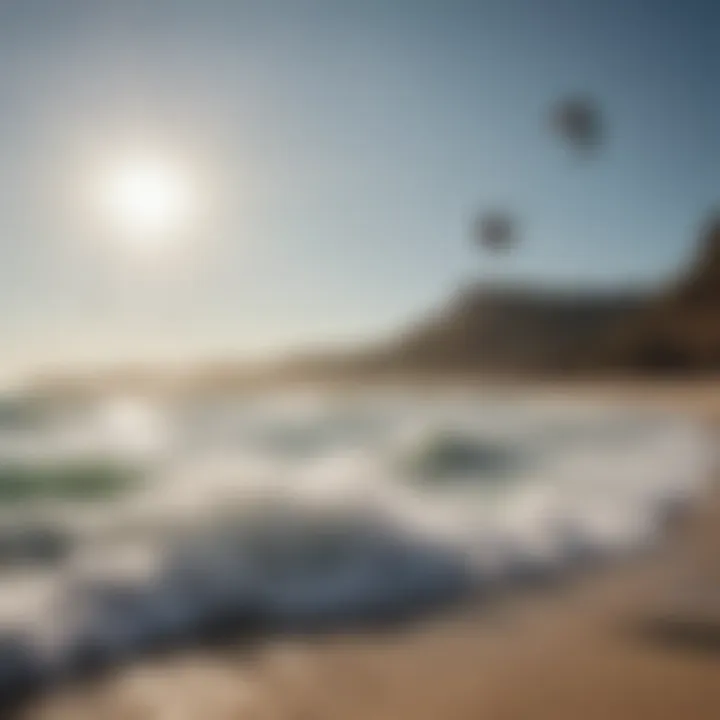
{"left": 0, "top": 0, "right": 718, "bottom": 373}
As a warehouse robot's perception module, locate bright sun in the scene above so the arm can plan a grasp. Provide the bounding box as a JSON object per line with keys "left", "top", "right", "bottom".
{"left": 100, "top": 158, "right": 194, "bottom": 249}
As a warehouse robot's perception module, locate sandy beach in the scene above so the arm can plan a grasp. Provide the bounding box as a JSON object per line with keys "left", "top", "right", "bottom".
{"left": 21, "top": 380, "right": 720, "bottom": 720}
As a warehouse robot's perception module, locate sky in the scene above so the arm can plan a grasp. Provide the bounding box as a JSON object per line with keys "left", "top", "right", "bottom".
{"left": 0, "top": 0, "right": 718, "bottom": 374}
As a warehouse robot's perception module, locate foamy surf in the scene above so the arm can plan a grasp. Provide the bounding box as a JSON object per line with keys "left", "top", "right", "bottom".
{"left": 0, "top": 389, "right": 713, "bottom": 706}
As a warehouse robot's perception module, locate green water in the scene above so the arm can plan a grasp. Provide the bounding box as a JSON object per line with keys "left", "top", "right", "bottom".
{"left": 0, "top": 460, "right": 138, "bottom": 504}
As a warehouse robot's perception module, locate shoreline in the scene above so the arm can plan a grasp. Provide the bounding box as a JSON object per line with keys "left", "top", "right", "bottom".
{"left": 24, "top": 379, "right": 720, "bottom": 720}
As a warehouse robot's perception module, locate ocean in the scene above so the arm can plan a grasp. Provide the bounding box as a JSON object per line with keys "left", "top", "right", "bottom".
{"left": 0, "top": 387, "right": 712, "bottom": 700}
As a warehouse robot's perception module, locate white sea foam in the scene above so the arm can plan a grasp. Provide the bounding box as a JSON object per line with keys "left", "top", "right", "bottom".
{"left": 0, "top": 388, "right": 713, "bottom": 686}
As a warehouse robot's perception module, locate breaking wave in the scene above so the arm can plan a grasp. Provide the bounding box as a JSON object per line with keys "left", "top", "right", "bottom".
{"left": 0, "top": 388, "right": 713, "bottom": 705}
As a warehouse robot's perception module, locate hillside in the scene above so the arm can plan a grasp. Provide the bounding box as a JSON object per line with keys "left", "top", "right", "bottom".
{"left": 600, "top": 218, "right": 720, "bottom": 372}
{"left": 376, "top": 285, "right": 644, "bottom": 374}
{"left": 349, "top": 217, "right": 720, "bottom": 376}
{"left": 24, "top": 219, "right": 720, "bottom": 396}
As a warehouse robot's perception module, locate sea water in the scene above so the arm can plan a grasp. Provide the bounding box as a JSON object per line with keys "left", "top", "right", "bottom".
{"left": 0, "top": 387, "right": 713, "bottom": 696}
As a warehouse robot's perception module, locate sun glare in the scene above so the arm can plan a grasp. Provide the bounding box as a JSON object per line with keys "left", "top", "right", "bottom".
{"left": 100, "top": 158, "right": 195, "bottom": 250}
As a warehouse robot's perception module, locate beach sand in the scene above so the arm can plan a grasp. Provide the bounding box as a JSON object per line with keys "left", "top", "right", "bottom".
{"left": 24, "top": 379, "right": 720, "bottom": 720}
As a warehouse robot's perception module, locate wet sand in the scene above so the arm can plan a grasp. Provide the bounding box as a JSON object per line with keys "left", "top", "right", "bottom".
{"left": 25, "top": 380, "right": 720, "bottom": 720}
